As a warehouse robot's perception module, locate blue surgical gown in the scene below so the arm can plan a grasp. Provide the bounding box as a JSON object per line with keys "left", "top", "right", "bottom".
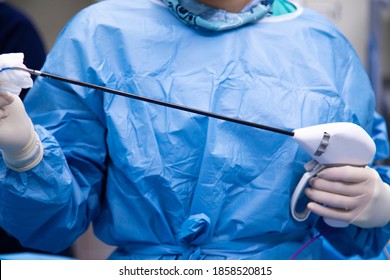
{"left": 1, "top": 0, "right": 390, "bottom": 259}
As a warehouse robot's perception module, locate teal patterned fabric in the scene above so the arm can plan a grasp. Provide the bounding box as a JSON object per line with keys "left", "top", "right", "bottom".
{"left": 161, "top": 0, "right": 274, "bottom": 31}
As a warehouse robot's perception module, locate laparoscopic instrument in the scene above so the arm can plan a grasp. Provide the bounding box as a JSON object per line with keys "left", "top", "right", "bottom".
{"left": 7, "top": 67, "right": 376, "bottom": 227}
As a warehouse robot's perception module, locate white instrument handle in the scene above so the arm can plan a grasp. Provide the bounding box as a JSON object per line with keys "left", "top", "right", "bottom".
{"left": 290, "top": 161, "right": 349, "bottom": 227}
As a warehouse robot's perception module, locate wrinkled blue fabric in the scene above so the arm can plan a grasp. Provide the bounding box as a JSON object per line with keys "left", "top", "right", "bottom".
{"left": 1, "top": 0, "right": 390, "bottom": 260}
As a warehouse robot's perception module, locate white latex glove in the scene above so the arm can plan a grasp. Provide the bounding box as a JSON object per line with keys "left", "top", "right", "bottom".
{"left": 0, "top": 53, "right": 33, "bottom": 95}
{"left": 0, "top": 53, "right": 42, "bottom": 172}
{"left": 305, "top": 166, "right": 390, "bottom": 228}
{"left": 0, "top": 93, "right": 43, "bottom": 171}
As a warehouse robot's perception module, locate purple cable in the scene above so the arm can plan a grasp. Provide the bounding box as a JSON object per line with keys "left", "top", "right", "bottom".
{"left": 290, "top": 227, "right": 333, "bottom": 260}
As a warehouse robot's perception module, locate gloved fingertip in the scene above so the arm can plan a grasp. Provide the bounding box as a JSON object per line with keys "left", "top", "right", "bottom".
{"left": 304, "top": 187, "right": 313, "bottom": 197}
{"left": 306, "top": 201, "right": 316, "bottom": 211}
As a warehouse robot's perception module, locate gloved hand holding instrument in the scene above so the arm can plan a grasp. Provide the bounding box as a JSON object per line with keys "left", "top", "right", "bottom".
{"left": 1, "top": 52, "right": 390, "bottom": 229}
{"left": 0, "top": 53, "right": 43, "bottom": 172}
{"left": 305, "top": 165, "right": 390, "bottom": 228}
{"left": 291, "top": 123, "right": 390, "bottom": 228}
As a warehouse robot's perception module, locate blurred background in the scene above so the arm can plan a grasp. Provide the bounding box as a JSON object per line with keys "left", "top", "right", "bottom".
{"left": 3, "top": 0, "right": 390, "bottom": 259}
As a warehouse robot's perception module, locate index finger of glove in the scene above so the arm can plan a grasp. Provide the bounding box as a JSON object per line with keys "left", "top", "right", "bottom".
{"left": 316, "top": 166, "right": 371, "bottom": 183}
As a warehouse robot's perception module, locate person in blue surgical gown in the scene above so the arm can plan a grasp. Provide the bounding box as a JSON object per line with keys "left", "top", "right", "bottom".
{"left": 0, "top": 0, "right": 389, "bottom": 260}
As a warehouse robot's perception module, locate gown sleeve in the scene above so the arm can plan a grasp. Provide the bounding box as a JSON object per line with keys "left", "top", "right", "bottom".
{"left": 0, "top": 9, "right": 107, "bottom": 253}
